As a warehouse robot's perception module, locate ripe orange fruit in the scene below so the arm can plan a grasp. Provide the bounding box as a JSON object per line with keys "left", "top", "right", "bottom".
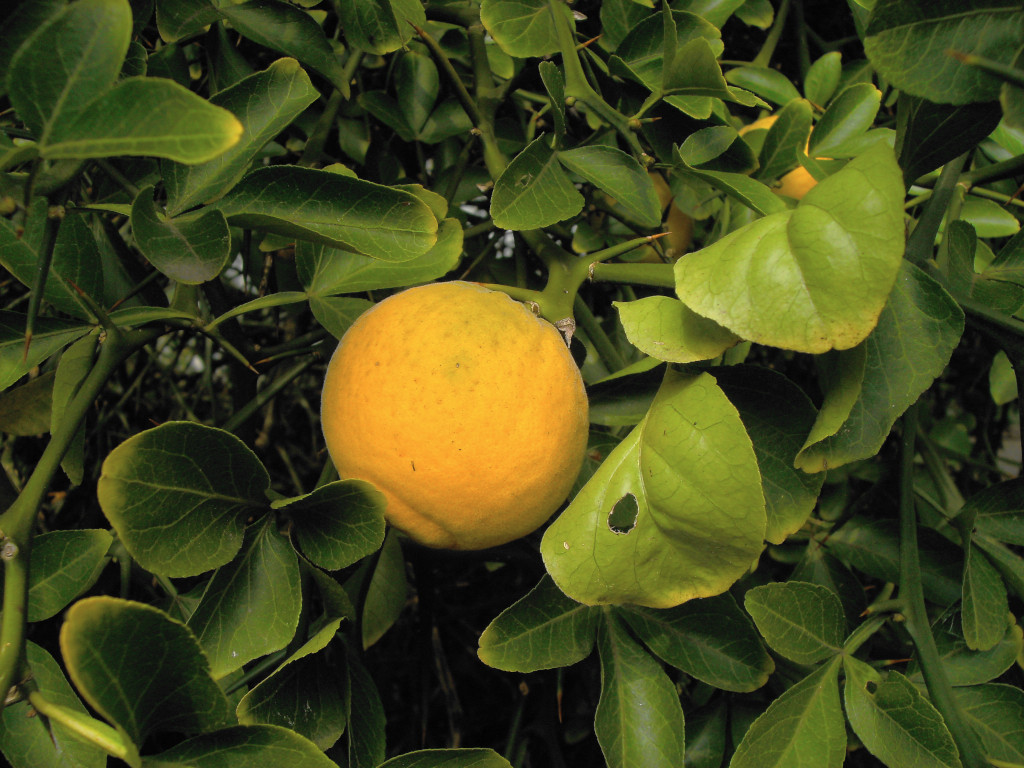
{"left": 321, "top": 281, "right": 589, "bottom": 550}
{"left": 739, "top": 114, "right": 821, "bottom": 200}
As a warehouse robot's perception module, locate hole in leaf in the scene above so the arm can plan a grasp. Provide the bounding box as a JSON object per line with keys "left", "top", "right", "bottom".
{"left": 865, "top": 681, "right": 877, "bottom": 695}
{"left": 608, "top": 494, "right": 639, "bottom": 535}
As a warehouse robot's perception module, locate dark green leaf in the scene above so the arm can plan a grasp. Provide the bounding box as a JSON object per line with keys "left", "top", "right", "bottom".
{"left": 729, "top": 658, "right": 846, "bottom": 768}
{"left": 956, "top": 683, "right": 1024, "bottom": 764}
{"left": 142, "top": 725, "right": 339, "bottom": 768}
{"left": 477, "top": 575, "right": 599, "bottom": 672}
{"left": 27, "top": 529, "right": 112, "bottom": 622}
{"left": 61, "top": 597, "right": 234, "bottom": 750}
{"left": 684, "top": 699, "right": 727, "bottom": 768}
{"left": 865, "top": 0, "right": 1024, "bottom": 104}
{"left": 754, "top": 99, "right": 813, "bottom": 182}
{"left": 279, "top": 480, "right": 386, "bottom": 572}
{"left": 51, "top": 330, "right": 97, "bottom": 484}
{"left": 213, "top": 166, "right": 438, "bottom": 261}
{"left": 539, "top": 61, "right": 566, "bottom": 134}
{"left": 908, "top": 613, "right": 1022, "bottom": 687}
{"left": 744, "top": 582, "right": 845, "bottom": 664}
{"left": 345, "top": 531, "right": 407, "bottom": 649}
{"left": 595, "top": 613, "right": 685, "bottom": 768}
{"left": 185, "top": 518, "right": 301, "bottom": 679}
{"left": 619, "top": 593, "right": 773, "bottom": 692}
{"left": 843, "top": 656, "right": 962, "bottom": 768}
{"left": 725, "top": 66, "right": 802, "bottom": 106}
{"left": 97, "top": 421, "right": 271, "bottom": 578}
{"left": 165, "top": 57, "right": 319, "bottom": 215}
{"left": 804, "top": 51, "right": 843, "bottom": 106}
{"left": 7, "top": 0, "right": 130, "bottom": 142}
{"left": 156, "top": 0, "right": 221, "bottom": 43}
{"left": 131, "top": 186, "right": 230, "bottom": 283}
{"left": 824, "top": 518, "right": 963, "bottom": 605}
{"left": 714, "top": 365, "right": 824, "bottom": 544}
{"left": 0, "top": 0, "right": 66, "bottom": 101}
{"left": 0, "top": 641, "right": 106, "bottom": 768}
{"left": 896, "top": 96, "right": 1003, "bottom": 185}
{"left": 962, "top": 543, "right": 1009, "bottom": 651}
{"left": 236, "top": 619, "right": 348, "bottom": 750}
{"left": 378, "top": 749, "right": 513, "bottom": 768}
{"left": 790, "top": 545, "right": 866, "bottom": 630}
{"left": 218, "top": 1, "right": 348, "bottom": 94}
{"left": 796, "top": 261, "right": 964, "bottom": 470}
{"left": 0, "top": 371, "right": 53, "bottom": 436}
{"left": 491, "top": 136, "right": 584, "bottom": 230}
{"left": 558, "top": 145, "right": 662, "bottom": 228}
{"left": 395, "top": 51, "right": 439, "bottom": 136}
{"left": 0, "top": 312, "right": 90, "bottom": 392}
{"left": 333, "top": 0, "right": 425, "bottom": 56}
{"left": 45, "top": 77, "right": 243, "bottom": 162}
{"left": 967, "top": 478, "right": 1024, "bottom": 545}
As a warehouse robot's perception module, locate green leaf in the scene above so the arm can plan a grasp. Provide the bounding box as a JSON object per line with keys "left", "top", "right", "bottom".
{"left": 346, "top": 530, "right": 407, "bottom": 649}
{"left": 614, "top": 295, "right": 741, "bottom": 363}
{"left": 142, "top": 725, "right": 340, "bottom": 768}
{"left": 744, "top": 582, "right": 846, "bottom": 664}
{"left": 0, "top": 205, "right": 100, "bottom": 321}
{"left": 824, "top": 518, "right": 963, "bottom": 605}
{"left": 218, "top": 1, "right": 349, "bottom": 94}
{"left": 131, "top": 186, "right": 230, "bottom": 283}
{"left": 51, "top": 333, "right": 98, "bottom": 484}
{"left": 791, "top": 545, "right": 867, "bottom": 630}
{"left": 156, "top": 0, "right": 221, "bottom": 43}
{"left": 796, "top": 261, "right": 964, "bottom": 470}
{"left": 477, "top": 575, "right": 599, "bottom": 672}
{"left": 378, "top": 749, "right": 513, "bottom": 768}
{"left": 278, "top": 480, "right": 386, "bottom": 572}
{"left": 962, "top": 543, "right": 1009, "bottom": 651}
{"left": 61, "top": 597, "right": 234, "bottom": 752}
{"left": 619, "top": 593, "right": 773, "bottom": 692}
{"left": 713, "top": 365, "right": 824, "bottom": 544}
{"left": 297, "top": 218, "right": 463, "bottom": 298}
{"left": 968, "top": 478, "right": 1024, "bottom": 545}
{"left": 558, "top": 146, "right": 662, "bottom": 228}
{"left": 490, "top": 136, "right": 584, "bottom": 230}
{"left": 955, "top": 683, "right": 1024, "bottom": 764}
{"left": 165, "top": 57, "right": 319, "bottom": 215}
{"left": 865, "top": 0, "right": 1024, "bottom": 105}
{"left": 675, "top": 160, "right": 789, "bottom": 217}
{"left": 804, "top": 51, "right": 843, "bottom": 106}
{"left": 684, "top": 699, "right": 728, "bottom": 768}
{"left": 908, "top": 613, "right": 1023, "bottom": 687}
{"left": 725, "top": 66, "right": 802, "bottom": 106}
{"left": 333, "top": 0, "right": 425, "bottom": 56}
{"left": 213, "top": 166, "right": 438, "bottom": 262}
{"left": 0, "top": 371, "right": 53, "bottom": 436}
{"left": 27, "top": 529, "right": 112, "bottom": 622}
{"left": 7, "top": 0, "right": 131, "bottom": 143}
{"left": 480, "top": 0, "right": 570, "bottom": 58}
{"left": 754, "top": 99, "right": 813, "bottom": 182}
{"left": 185, "top": 518, "right": 301, "bottom": 679}
{"left": 595, "top": 613, "right": 685, "bottom": 768}
{"left": 808, "top": 83, "right": 882, "bottom": 157}
{"left": 309, "top": 296, "right": 374, "bottom": 340}
{"left": 0, "top": 0, "right": 66, "bottom": 101}
{"left": 396, "top": 51, "right": 439, "bottom": 136}
{"left": 728, "top": 658, "right": 845, "bottom": 768}
{"left": 333, "top": 643, "right": 386, "bottom": 767}
{"left": 843, "top": 656, "right": 962, "bottom": 768}
{"left": 0, "top": 641, "right": 107, "bottom": 768}
{"left": 896, "top": 96, "right": 1003, "bottom": 185}
{"left": 44, "top": 77, "right": 243, "bottom": 162}
{"left": 0, "top": 312, "right": 90, "bottom": 392}
{"left": 960, "top": 196, "right": 1021, "bottom": 238}
{"left": 539, "top": 61, "right": 567, "bottom": 135}
{"left": 542, "top": 370, "right": 766, "bottom": 608}
{"left": 97, "top": 421, "right": 271, "bottom": 578}
{"left": 236, "top": 619, "right": 348, "bottom": 750}
{"left": 676, "top": 142, "right": 906, "bottom": 354}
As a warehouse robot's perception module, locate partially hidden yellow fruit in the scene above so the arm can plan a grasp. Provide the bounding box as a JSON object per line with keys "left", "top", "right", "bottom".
{"left": 321, "top": 281, "right": 589, "bottom": 550}
{"left": 739, "top": 114, "right": 821, "bottom": 200}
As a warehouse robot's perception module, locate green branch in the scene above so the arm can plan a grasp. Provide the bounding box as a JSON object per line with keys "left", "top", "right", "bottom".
{"left": 897, "top": 402, "right": 989, "bottom": 768}
{"left": 0, "top": 325, "right": 163, "bottom": 702}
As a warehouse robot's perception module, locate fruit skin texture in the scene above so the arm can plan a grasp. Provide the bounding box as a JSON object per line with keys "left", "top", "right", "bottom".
{"left": 321, "top": 281, "right": 589, "bottom": 550}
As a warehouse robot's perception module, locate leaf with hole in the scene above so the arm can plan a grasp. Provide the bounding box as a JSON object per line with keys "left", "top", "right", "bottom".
{"left": 542, "top": 369, "right": 766, "bottom": 608}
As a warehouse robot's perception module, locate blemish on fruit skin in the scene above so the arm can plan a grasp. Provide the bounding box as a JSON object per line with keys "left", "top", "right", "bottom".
{"left": 411, "top": 460, "right": 416, "bottom": 471}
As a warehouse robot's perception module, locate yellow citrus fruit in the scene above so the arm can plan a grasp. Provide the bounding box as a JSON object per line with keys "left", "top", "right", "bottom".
{"left": 739, "top": 114, "right": 822, "bottom": 200}
{"left": 321, "top": 281, "right": 589, "bottom": 550}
